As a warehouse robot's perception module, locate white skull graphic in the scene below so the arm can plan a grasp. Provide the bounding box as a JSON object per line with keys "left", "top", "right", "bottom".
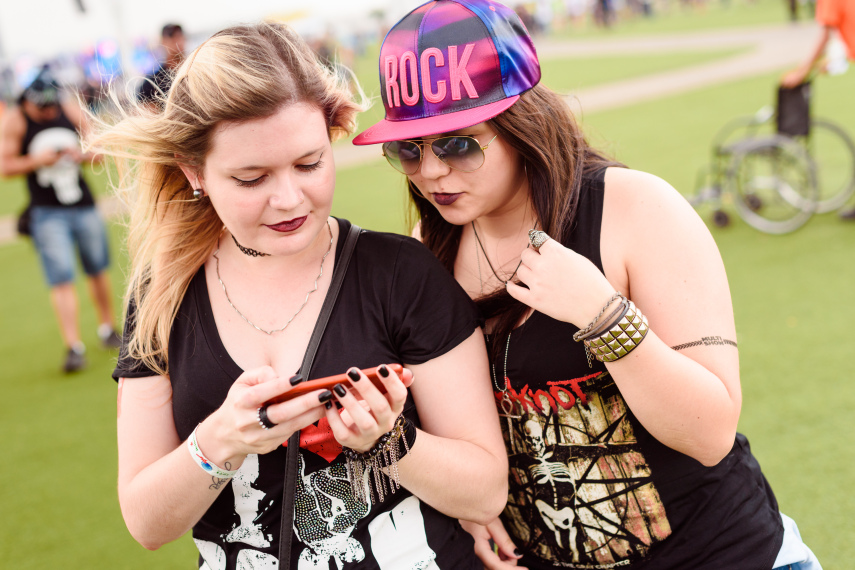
{"left": 28, "top": 127, "right": 83, "bottom": 205}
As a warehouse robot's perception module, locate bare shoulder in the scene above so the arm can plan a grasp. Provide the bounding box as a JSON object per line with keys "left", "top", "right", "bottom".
{"left": 0, "top": 106, "right": 25, "bottom": 136}
{"left": 602, "top": 167, "right": 714, "bottom": 248}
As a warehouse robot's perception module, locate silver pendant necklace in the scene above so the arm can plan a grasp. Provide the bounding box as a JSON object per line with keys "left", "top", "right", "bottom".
{"left": 491, "top": 332, "right": 520, "bottom": 429}
{"left": 213, "top": 219, "right": 333, "bottom": 335}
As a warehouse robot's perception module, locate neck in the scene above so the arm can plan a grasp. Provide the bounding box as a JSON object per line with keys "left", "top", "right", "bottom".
{"left": 220, "top": 219, "right": 334, "bottom": 280}
{"left": 474, "top": 186, "right": 537, "bottom": 243}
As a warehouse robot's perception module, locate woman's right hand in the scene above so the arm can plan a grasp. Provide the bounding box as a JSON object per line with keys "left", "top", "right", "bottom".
{"left": 460, "top": 518, "right": 526, "bottom": 570}
{"left": 198, "top": 366, "right": 328, "bottom": 469}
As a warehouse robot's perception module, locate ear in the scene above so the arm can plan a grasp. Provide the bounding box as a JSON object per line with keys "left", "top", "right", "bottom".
{"left": 175, "top": 155, "right": 202, "bottom": 189}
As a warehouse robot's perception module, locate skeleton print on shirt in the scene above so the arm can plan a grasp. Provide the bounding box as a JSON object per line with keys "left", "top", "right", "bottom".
{"left": 27, "top": 127, "right": 84, "bottom": 205}
{"left": 496, "top": 371, "right": 672, "bottom": 568}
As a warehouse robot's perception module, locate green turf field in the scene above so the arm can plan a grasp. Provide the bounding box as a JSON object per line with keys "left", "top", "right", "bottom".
{"left": 2, "top": 7, "right": 853, "bottom": 568}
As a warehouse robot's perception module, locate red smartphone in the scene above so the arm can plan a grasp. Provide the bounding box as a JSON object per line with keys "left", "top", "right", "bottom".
{"left": 266, "top": 364, "right": 404, "bottom": 404}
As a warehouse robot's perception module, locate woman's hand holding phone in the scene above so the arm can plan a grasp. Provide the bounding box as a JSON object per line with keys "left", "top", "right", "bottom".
{"left": 323, "top": 364, "right": 413, "bottom": 453}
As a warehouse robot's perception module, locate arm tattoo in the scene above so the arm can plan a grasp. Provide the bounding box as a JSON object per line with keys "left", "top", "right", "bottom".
{"left": 671, "top": 336, "right": 738, "bottom": 351}
{"left": 209, "top": 462, "right": 233, "bottom": 490}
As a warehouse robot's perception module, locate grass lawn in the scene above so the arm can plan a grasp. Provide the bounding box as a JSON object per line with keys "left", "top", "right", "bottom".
{"left": 2, "top": 24, "right": 853, "bottom": 570}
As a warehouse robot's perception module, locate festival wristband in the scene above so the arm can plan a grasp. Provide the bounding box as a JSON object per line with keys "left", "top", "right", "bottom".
{"left": 187, "top": 425, "right": 238, "bottom": 479}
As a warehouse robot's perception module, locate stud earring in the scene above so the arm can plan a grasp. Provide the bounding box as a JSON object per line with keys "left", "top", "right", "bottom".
{"left": 193, "top": 188, "right": 203, "bottom": 200}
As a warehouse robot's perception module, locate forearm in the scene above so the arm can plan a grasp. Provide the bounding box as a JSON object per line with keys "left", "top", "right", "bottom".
{"left": 119, "top": 423, "right": 246, "bottom": 550}
{"left": 0, "top": 154, "right": 41, "bottom": 177}
{"left": 606, "top": 330, "right": 740, "bottom": 466}
{"left": 396, "top": 430, "right": 508, "bottom": 524}
{"left": 801, "top": 27, "right": 833, "bottom": 74}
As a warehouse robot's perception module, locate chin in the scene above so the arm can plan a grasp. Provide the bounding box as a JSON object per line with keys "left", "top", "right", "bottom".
{"left": 433, "top": 207, "right": 477, "bottom": 227}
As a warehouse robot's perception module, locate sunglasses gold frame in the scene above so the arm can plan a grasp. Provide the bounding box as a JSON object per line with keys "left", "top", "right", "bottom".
{"left": 382, "top": 134, "right": 499, "bottom": 175}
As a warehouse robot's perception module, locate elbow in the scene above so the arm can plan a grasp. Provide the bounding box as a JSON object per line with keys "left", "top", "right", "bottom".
{"left": 695, "top": 429, "right": 738, "bottom": 467}
{"left": 125, "top": 521, "right": 168, "bottom": 551}
{"left": 469, "top": 472, "right": 508, "bottom": 525}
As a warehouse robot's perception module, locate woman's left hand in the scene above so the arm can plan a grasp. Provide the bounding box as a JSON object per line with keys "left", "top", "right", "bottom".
{"left": 324, "top": 364, "right": 413, "bottom": 452}
{"left": 505, "top": 237, "right": 617, "bottom": 329}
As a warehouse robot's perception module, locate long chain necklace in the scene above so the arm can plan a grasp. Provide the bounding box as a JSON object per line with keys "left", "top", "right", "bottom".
{"left": 490, "top": 332, "right": 518, "bottom": 422}
{"left": 471, "top": 220, "right": 536, "bottom": 287}
{"left": 213, "top": 219, "right": 333, "bottom": 335}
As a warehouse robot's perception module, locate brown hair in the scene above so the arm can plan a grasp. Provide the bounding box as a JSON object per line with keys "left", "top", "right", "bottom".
{"left": 408, "top": 84, "right": 623, "bottom": 361}
{"left": 88, "top": 22, "right": 365, "bottom": 375}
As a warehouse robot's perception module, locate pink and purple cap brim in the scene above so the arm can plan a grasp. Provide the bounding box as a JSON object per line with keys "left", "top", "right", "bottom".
{"left": 353, "top": 0, "right": 540, "bottom": 146}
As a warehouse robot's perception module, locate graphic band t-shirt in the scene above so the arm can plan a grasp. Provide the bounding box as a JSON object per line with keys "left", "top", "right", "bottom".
{"left": 21, "top": 107, "right": 95, "bottom": 208}
{"left": 113, "top": 219, "right": 482, "bottom": 570}
{"left": 491, "top": 169, "right": 783, "bottom": 570}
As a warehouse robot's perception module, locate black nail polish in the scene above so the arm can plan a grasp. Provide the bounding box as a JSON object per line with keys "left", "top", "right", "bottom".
{"left": 333, "top": 383, "right": 347, "bottom": 397}
{"left": 514, "top": 549, "right": 521, "bottom": 557}
{"left": 378, "top": 365, "right": 389, "bottom": 378}
{"left": 335, "top": 401, "right": 343, "bottom": 410}
{"left": 324, "top": 401, "right": 332, "bottom": 409}
{"left": 318, "top": 390, "right": 332, "bottom": 403}
{"left": 347, "top": 368, "right": 361, "bottom": 382}
{"left": 289, "top": 374, "right": 303, "bottom": 385}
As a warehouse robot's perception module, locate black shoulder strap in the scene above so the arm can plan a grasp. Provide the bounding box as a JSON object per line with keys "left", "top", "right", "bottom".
{"left": 278, "top": 222, "right": 361, "bottom": 567}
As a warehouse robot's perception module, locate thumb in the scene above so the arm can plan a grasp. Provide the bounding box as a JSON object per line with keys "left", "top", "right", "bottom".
{"left": 505, "top": 280, "right": 531, "bottom": 305}
{"left": 488, "top": 519, "right": 523, "bottom": 560}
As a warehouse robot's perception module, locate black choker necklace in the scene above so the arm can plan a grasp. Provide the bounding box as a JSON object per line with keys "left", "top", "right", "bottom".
{"left": 231, "top": 235, "right": 270, "bottom": 257}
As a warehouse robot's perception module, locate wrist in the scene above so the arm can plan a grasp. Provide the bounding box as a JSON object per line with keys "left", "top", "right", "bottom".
{"left": 196, "top": 416, "right": 245, "bottom": 472}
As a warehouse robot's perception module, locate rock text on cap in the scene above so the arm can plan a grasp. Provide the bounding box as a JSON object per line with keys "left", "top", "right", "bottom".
{"left": 385, "top": 43, "right": 480, "bottom": 108}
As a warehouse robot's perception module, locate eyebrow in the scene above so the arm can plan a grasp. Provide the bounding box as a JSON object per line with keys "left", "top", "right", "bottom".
{"left": 228, "top": 148, "right": 325, "bottom": 171}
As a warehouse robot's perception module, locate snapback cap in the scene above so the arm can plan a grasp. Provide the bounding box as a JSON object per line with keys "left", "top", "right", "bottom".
{"left": 22, "top": 66, "right": 61, "bottom": 107}
{"left": 352, "top": 0, "right": 541, "bottom": 145}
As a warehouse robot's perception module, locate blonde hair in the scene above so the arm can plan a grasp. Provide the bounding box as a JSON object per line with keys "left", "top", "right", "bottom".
{"left": 89, "top": 22, "right": 366, "bottom": 375}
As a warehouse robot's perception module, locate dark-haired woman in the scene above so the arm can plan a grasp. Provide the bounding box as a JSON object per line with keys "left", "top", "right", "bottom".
{"left": 354, "top": 1, "right": 821, "bottom": 569}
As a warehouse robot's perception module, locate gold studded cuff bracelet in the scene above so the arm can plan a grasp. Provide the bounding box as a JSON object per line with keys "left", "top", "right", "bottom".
{"left": 583, "top": 300, "right": 649, "bottom": 363}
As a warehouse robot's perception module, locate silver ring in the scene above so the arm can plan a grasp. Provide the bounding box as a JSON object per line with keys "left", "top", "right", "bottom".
{"left": 528, "top": 229, "right": 551, "bottom": 249}
{"left": 257, "top": 405, "right": 276, "bottom": 430}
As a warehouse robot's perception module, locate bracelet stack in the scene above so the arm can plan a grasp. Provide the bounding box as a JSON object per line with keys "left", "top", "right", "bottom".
{"left": 187, "top": 426, "right": 238, "bottom": 480}
{"left": 574, "top": 293, "right": 649, "bottom": 367}
{"left": 343, "top": 415, "right": 417, "bottom": 504}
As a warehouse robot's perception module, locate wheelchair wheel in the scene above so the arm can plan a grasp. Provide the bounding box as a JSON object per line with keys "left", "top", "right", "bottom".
{"left": 726, "top": 135, "right": 818, "bottom": 234}
{"left": 802, "top": 119, "right": 855, "bottom": 213}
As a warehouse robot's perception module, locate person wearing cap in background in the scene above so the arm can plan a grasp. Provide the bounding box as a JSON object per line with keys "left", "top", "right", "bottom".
{"left": 782, "top": 0, "right": 855, "bottom": 219}
{"left": 355, "top": 1, "right": 822, "bottom": 568}
{"left": 0, "top": 67, "right": 122, "bottom": 373}
{"left": 137, "top": 23, "right": 186, "bottom": 106}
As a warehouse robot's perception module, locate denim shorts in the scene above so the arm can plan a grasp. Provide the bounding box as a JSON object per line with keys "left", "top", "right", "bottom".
{"left": 30, "top": 206, "right": 110, "bottom": 286}
{"left": 772, "top": 512, "right": 822, "bottom": 570}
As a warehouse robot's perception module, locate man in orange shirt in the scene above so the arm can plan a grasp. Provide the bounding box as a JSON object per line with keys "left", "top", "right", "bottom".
{"left": 783, "top": 0, "right": 855, "bottom": 218}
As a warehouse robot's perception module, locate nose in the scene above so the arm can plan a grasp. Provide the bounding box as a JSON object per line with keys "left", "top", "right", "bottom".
{"left": 417, "top": 143, "right": 451, "bottom": 180}
{"left": 268, "top": 175, "right": 304, "bottom": 211}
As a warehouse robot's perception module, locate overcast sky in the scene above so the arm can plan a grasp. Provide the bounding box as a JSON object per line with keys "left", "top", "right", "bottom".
{"left": 0, "top": 0, "right": 424, "bottom": 59}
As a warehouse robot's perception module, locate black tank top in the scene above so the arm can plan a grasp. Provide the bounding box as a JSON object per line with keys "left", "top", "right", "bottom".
{"left": 491, "top": 167, "right": 783, "bottom": 570}
{"left": 21, "top": 107, "right": 94, "bottom": 208}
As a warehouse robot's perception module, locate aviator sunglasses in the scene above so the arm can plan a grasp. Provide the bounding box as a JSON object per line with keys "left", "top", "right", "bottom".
{"left": 382, "top": 135, "right": 498, "bottom": 175}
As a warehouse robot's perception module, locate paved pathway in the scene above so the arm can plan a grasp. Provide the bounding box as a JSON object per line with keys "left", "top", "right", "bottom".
{"left": 0, "top": 21, "right": 820, "bottom": 245}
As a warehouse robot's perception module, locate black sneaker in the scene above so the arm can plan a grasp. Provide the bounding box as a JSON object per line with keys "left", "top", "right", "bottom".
{"left": 101, "top": 329, "right": 122, "bottom": 349}
{"left": 63, "top": 347, "right": 87, "bottom": 374}
{"left": 839, "top": 207, "right": 855, "bottom": 221}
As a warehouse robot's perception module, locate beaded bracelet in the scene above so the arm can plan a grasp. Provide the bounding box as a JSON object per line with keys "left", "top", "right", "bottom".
{"left": 583, "top": 300, "right": 649, "bottom": 366}
{"left": 343, "top": 415, "right": 417, "bottom": 504}
{"left": 187, "top": 426, "right": 238, "bottom": 480}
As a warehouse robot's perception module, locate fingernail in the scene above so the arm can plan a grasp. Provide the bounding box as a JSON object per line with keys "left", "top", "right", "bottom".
{"left": 378, "top": 365, "right": 389, "bottom": 378}
{"left": 318, "top": 390, "right": 332, "bottom": 403}
{"left": 335, "top": 401, "right": 343, "bottom": 409}
{"left": 333, "top": 383, "right": 347, "bottom": 397}
{"left": 289, "top": 374, "right": 303, "bottom": 385}
{"left": 514, "top": 548, "right": 522, "bottom": 557}
{"left": 347, "top": 368, "right": 360, "bottom": 382}
{"left": 324, "top": 401, "right": 332, "bottom": 410}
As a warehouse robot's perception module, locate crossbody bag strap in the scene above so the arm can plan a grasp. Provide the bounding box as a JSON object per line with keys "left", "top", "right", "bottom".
{"left": 278, "top": 222, "right": 361, "bottom": 567}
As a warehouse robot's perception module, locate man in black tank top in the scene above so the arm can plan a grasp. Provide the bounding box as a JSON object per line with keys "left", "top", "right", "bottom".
{"left": 0, "top": 67, "right": 121, "bottom": 373}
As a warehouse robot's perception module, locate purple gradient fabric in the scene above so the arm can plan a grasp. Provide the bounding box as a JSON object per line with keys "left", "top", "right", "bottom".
{"left": 353, "top": 0, "right": 541, "bottom": 145}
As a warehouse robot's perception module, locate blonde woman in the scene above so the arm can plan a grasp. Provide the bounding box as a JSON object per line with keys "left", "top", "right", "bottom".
{"left": 93, "top": 23, "right": 506, "bottom": 569}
